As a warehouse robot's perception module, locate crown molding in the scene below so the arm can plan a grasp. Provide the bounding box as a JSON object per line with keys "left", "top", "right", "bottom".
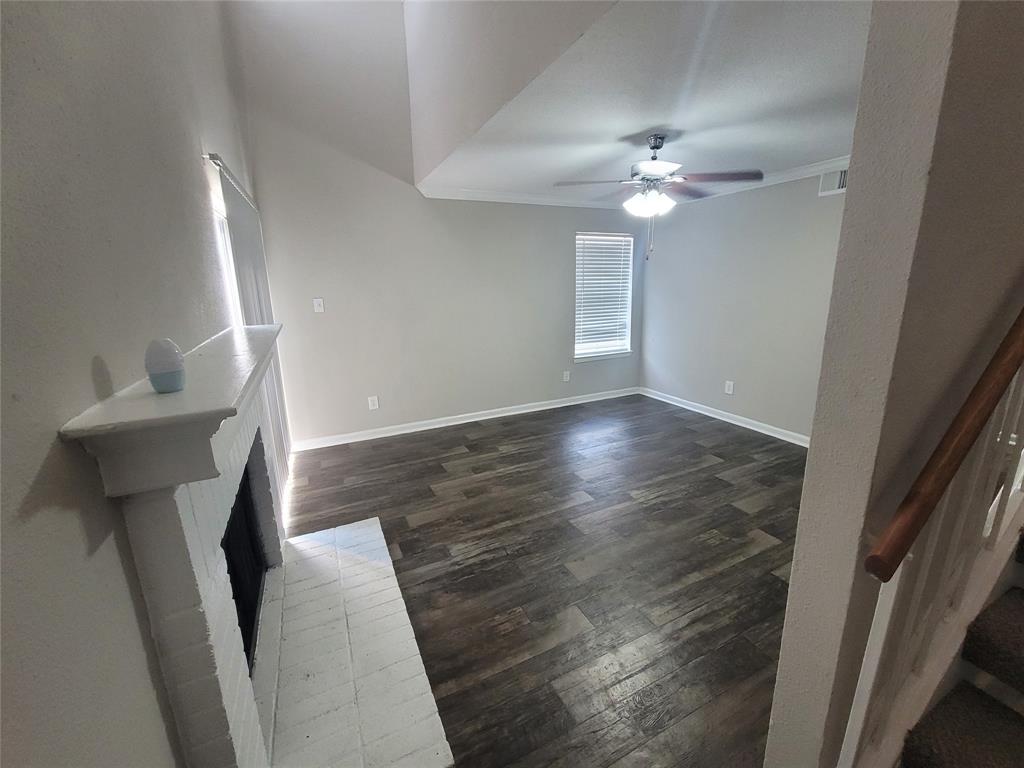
{"left": 700, "top": 155, "right": 851, "bottom": 201}
{"left": 417, "top": 184, "right": 622, "bottom": 210}
{"left": 415, "top": 155, "right": 851, "bottom": 210}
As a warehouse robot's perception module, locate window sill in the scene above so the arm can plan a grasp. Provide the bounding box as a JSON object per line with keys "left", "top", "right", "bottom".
{"left": 573, "top": 350, "right": 633, "bottom": 363}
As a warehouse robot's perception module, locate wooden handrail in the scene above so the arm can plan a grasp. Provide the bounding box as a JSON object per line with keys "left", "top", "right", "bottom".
{"left": 865, "top": 306, "right": 1024, "bottom": 582}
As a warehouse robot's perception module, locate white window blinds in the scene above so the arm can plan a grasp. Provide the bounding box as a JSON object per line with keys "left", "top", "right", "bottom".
{"left": 574, "top": 232, "right": 634, "bottom": 359}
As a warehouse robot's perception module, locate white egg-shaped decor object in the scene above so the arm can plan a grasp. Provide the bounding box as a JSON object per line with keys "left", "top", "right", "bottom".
{"left": 145, "top": 338, "right": 185, "bottom": 393}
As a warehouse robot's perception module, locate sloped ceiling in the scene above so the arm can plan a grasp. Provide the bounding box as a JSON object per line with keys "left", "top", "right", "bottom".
{"left": 416, "top": 1, "right": 872, "bottom": 207}
{"left": 227, "top": 1, "right": 415, "bottom": 183}
{"left": 404, "top": 1, "right": 615, "bottom": 184}
{"left": 228, "top": 1, "right": 870, "bottom": 207}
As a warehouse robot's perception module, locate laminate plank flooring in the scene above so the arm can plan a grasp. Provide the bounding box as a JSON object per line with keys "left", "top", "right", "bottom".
{"left": 287, "top": 395, "right": 806, "bottom": 767}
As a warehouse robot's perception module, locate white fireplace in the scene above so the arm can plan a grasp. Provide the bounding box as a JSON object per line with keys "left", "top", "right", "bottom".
{"left": 60, "top": 324, "right": 453, "bottom": 768}
{"left": 61, "top": 326, "right": 286, "bottom": 768}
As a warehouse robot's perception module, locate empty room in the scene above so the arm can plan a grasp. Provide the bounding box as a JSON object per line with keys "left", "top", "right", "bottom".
{"left": 4, "top": 2, "right": 1024, "bottom": 768}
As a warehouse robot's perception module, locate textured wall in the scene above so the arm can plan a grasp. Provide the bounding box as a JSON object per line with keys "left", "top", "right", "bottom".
{"left": 642, "top": 176, "right": 845, "bottom": 437}
{"left": 1, "top": 3, "right": 250, "bottom": 765}
{"left": 767, "top": 2, "right": 1024, "bottom": 765}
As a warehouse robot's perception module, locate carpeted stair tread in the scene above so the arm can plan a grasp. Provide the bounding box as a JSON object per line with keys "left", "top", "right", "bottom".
{"left": 963, "top": 588, "right": 1024, "bottom": 695}
{"left": 903, "top": 682, "right": 1024, "bottom": 768}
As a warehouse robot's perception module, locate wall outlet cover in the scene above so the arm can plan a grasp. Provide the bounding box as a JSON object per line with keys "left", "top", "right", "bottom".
{"left": 724, "top": 380, "right": 735, "bottom": 395}
{"left": 367, "top": 395, "right": 379, "bottom": 410}
{"left": 313, "top": 297, "right": 325, "bottom": 313}
{"left": 562, "top": 370, "right": 571, "bottom": 382}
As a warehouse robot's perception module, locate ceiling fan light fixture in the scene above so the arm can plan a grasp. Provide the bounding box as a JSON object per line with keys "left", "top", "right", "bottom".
{"left": 623, "top": 189, "right": 676, "bottom": 218}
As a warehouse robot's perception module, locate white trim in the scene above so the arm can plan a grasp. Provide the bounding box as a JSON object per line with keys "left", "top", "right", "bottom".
{"left": 59, "top": 325, "right": 282, "bottom": 496}
{"left": 836, "top": 553, "right": 906, "bottom": 768}
{"left": 574, "top": 350, "right": 633, "bottom": 363}
{"left": 416, "top": 156, "right": 851, "bottom": 210}
{"left": 292, "top": 386, "right": 810, "bottom": 453}
{"left": 418, "top": 184, "right": 618, "bottom": 210}
{"left": 639, "top": 387, "right": 811, "bottom": 447}
{"left": 849, "top": 494, "right": 1024, "bottom": 768}
{"left": 292, "top": 387, "right": 643, "bottom": 452}
{"left": 718, "top": 156, "right": 851, "bottom": 200}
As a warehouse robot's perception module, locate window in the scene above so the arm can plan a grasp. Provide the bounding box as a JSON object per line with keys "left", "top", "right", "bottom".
{"left": 574, "top": 232, "right": 634, "bottom": 360}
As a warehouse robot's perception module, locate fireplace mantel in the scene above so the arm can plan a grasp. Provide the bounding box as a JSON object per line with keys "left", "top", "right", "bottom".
{"left": 60, "top": 324, "right": 282, "bottom": 497}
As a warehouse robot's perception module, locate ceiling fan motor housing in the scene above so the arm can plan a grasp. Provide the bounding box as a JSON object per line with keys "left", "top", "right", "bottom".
{"left": 631, "top": 159, "right": 683, "bottom": 180}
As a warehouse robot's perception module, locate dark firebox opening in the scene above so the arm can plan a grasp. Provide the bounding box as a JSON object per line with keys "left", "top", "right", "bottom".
{"left": 221, "top": 464, "right": 269, "bottom": 672}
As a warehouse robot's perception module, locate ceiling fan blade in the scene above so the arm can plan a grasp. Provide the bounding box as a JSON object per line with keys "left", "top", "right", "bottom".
{"left": 554, "top": 180, "right": 626, "bottom": 187}
{"left": 665, "top": 183, "right": 711, "bottom": 200}
{"left": 679, "top": 170, "right": 764, "bottom": 183}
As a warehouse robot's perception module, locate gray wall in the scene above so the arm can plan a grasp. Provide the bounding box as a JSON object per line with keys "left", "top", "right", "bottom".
{"left": 248, "top": 105, "right": 846, "bottom": 446}
{"left": 228, "top": 0, "right": 844, "bottom": 447}
{"left": 2, "top": 4, "right": 250, "bottom": 765}
{"left": 248, "top": 112, "right": 645, "bottom": 444}
{"left": 642, "top": 176, "right": 846, "bottom": 437}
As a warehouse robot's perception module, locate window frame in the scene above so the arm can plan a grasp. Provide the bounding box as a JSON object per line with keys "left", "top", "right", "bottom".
{"left": 573, "top": 231, "right": 635, "bottom": 362}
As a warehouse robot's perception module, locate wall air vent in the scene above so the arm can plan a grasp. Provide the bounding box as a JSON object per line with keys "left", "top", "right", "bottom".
{"left": 819, "top": 168, "right": 848, "bottom": 197}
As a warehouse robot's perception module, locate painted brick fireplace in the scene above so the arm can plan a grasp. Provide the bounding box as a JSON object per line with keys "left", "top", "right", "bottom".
{"left": 59, "top": 324, "right": 453, "bottom": 768}
{"left": 61, "top": 326, "right": 286, "bottom": 768}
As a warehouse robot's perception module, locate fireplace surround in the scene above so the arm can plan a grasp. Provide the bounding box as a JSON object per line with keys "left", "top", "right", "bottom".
{"left": 61, "top": 326, "right": 285, "bottom": 768}
{"left": 59, "top": 324, "right": 453, "bottom": 768}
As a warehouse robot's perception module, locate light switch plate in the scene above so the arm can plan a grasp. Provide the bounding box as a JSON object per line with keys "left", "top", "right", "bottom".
{"left": 367, "top": 395, "right": 379, "bottom": 410}
{"left": 313, "top": 297, "right": 325, "bottom": 313}
{"left": 724, "top": 380, "right": 735, "bottom": 395}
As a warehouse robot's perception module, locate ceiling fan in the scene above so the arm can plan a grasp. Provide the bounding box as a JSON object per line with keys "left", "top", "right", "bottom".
{"left": 557, "top": 134, "right": 764, "bottom": 218}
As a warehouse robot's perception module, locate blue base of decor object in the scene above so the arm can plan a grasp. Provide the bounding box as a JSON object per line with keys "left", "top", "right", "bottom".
{"left": 149, "top": 370, "right": 185, "bottom": 394}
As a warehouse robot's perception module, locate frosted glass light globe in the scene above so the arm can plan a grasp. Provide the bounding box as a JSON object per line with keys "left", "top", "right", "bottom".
{"left": 623, "top": 189, "right": 676, "bottom": 217}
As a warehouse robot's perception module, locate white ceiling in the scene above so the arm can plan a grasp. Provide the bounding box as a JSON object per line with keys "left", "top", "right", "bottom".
{"left": 228, "top": 1, "right": 871, "bottom": 208}
{"left": 404, "top": 1, "right": 615, "bottom": 184}
{"left": 416, "top": 1, "right": 872, "bottom": 207}
{"left": 227, "top": 2, "right": 415, "bottom": 183}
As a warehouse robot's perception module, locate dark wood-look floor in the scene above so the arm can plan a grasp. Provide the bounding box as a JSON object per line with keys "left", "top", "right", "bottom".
{"left": 287, "top": 395, "right": 806, "bottom": 768}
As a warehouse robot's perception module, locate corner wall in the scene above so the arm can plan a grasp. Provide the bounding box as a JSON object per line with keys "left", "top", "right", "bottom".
{"left": 1, "top": 4, "right": 251, "bottom": 765}
{"left": 227, "top": 0, "right": 846, "bottom": 452}
{"left": 247, "top": 112, "right": 645, "bottom": 445}
{"left": 247, "top": 108, "right": 850, "bottom": 448}
{"left": 766, "top": 2, "right": 1024, "bottom": 765}
{"left": 642, "top": 176, "right": 845, "bottom": 439}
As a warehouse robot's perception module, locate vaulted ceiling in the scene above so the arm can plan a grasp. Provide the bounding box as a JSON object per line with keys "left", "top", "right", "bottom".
{"left": 228, "top": 1, "right": 871, "bottom": 207}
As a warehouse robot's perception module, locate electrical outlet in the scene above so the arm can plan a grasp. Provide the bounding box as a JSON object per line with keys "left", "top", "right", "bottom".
{"left": 724, "top": 380, "right": 735, "bottom": 395}
{"left": 562, "top": 370, "right": 571, "bottom": 383}
{"left": 367, "top": 395, "right": 379, "bottom": 410}
{"left": 312, "top": 297, "right": 325, "bottom": 313}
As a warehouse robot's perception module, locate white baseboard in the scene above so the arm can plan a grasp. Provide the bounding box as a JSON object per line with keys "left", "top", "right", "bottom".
{"left": 292, "top": 387, "right": 643, "bottom": 452}
{"left": 292, "top": 386, "right": 811, "bottom": 453}
{"left": 638, "top": 387, "right": 811, "bottom": 447}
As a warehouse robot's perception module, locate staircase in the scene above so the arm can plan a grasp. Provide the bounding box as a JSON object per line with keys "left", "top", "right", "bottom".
{"left": 902, "top": 547, "right": 1024, "bottom": 768}
{"left": 838, "top": 307, "right": 1024, "bottom": 767}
